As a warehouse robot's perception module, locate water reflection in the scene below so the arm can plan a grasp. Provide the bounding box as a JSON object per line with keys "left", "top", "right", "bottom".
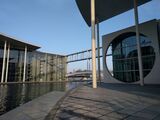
{"left": 0, "top": 82, "right": 81, "bottom": 115}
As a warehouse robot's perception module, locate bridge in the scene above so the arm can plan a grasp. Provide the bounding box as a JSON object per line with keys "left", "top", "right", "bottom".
{"left": 66, "top": 71, "right": 92, "bottom": 80}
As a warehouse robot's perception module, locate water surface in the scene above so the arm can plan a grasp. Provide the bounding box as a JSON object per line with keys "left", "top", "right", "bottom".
{"left": 0, "top": 82, "right": 82, "bottom": 115}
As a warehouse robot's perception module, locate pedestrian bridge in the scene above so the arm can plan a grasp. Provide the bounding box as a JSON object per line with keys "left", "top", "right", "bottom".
{"left": 66, "top": 71, "right": 92, "bottom": 79}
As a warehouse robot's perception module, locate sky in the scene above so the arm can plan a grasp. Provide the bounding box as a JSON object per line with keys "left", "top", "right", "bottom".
{"left": 0, "top": 0, "right": 160, "bottom": 72}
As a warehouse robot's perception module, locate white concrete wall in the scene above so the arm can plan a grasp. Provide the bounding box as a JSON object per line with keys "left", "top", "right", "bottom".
{"left": 102, "top": 19, "right": 160, "bottom": 85}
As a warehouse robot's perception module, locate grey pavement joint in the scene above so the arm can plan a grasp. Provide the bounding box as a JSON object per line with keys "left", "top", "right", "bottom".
{"left": 0, "top": 91, "right": 65, "bottom": 120}
{"left": 2, "top": 83, "right": 159, "bottom": 120}
{"left": 50, "top": 84, "right": 160, "bottom": 120}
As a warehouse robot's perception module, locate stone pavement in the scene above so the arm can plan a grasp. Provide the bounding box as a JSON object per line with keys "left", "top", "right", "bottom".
{"left": 48, "top": 83, "right": 160, "bottom": 120}
{"left": 0, "top": 91, "right": 65, "bottom": 120}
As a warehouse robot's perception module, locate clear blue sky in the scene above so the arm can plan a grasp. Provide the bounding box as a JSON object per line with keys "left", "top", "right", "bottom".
{"left": 0, "top": 0, "right": 159, "bottom": 55}
{"left": 0, "top": 0, "right": 160, "bottom": 72}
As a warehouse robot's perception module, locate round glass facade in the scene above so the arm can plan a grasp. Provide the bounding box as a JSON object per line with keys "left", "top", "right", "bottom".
{"left": 106, "top": 32, "right": 155, "bottom": 83}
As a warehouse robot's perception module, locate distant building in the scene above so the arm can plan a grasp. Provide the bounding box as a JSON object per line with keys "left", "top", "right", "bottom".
{"left": 31, "top": 51, "right": 66, "bottom": 82}
{"left": 103, "top": 19, "right": 160, "bottom": 84}
{"left": 0, "top": 33, "right": 66, "bottom": 83}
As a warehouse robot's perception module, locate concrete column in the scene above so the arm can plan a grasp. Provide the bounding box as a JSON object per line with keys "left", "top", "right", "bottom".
{"left": 134, "top": 0, "right": 144, "bottom": 86}
{"left": 65, "top": 57, "right": 68, "bottom": 81}
{"left": 1, "top": 41, "right": 7, "bottom": 83}
{"left": 23, "top": 46, "right": 27, "bottom": 82}
{"left": 34, "top": 53, "right": 37, "bottom": 82}
{"left": 19, "top": 51, "right": 23, "bottom": 82}
{"left": 87, "top": 50, "right": 89, "bottom": 71}
{"left": 36, "top": 55, "right": 39, "bottom": 81}
{"left": 88, "top": 51, "right": 91, "bottom": 71}
{"left": 91, "top": 0, "right": 97, "bottom": 88}
{"left": 96, "top": 19, "right": 101, "bottom": 84}
{"left": 56, "top": 56, "right": 58, "bottom": 81}
{"left": 59, "top": 57, "right": 61, "bottom": 81}
{"left": 5, "top": 43, "right": 10, "bottom": 83}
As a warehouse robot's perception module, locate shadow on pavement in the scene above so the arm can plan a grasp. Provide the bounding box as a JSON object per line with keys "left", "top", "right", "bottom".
{"left": 99, "top": 82, "right": 160, "bottom": 100}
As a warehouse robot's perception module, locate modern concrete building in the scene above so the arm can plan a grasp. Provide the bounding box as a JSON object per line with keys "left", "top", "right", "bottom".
{"left": 31, "top": 51, "right": 66, "bottom": 82}
{"left": 0, "top": 33, "right": 66, "bottom": 83}
{"left": 76, "top": 0, "right": 152, "bottom": 87}
{"left": 103, "top": 19, "right": 160, "bottom": 84}
{"left": 76, "top": 0, "right": 154, "bottom": 87}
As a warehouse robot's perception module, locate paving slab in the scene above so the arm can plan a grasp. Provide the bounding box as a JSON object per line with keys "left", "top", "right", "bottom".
{"left": 47, "top": 83, "right": 160, "bottom": 120}
{"left": 0, "top": 91, "right": 65, "bottom": 120}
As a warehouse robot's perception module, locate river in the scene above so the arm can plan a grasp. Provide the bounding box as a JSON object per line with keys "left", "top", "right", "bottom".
{"left": 0, "top": 82, "right": 84, "bottom": 115}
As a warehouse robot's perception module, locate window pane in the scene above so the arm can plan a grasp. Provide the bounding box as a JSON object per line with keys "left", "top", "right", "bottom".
{"left": 106, "top": 33, "right": 155, "bottom": 83}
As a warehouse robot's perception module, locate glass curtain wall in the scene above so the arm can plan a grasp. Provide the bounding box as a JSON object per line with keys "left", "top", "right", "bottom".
{"left": 0, "top": 48, "right": 4, "bottom": 79}
{"left": 31, "top": 52, "right": 66, "bottom": 82}
{"left": 6, "top": 49, "right": 24, "bottom": 82}
{"left": 106, "top": 32, "right": 155, "bottom": 83}
{"left": 0, "top": 47, "right": 66, "bottom": 82}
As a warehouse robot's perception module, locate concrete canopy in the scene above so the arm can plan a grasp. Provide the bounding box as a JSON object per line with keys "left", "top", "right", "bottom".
{"left": 76, "top": 0, "right": 151, "bottom": 26}
{"left": 0, "top": 33, "right": 40, "bottom": 51}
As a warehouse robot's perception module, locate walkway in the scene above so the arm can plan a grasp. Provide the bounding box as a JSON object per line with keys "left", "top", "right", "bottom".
{"left": 47, "top": 83, "right": 160, "bottom": 120}
{"left": 0, "top": 91, "right": 65, "bottom": 120}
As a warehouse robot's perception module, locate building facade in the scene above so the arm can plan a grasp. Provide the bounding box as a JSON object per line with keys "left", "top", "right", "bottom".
{"left": 31, "top": 51, "right": 66, "bottom": 82}
{"left": 0, "top": 33, "right": 66, "bottom": 83}
{"left": 103, "top": 19, "right": 160, "bottom": 84}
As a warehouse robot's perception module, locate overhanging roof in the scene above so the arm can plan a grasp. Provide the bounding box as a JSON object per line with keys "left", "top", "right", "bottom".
{"left": 0, "top": 33, "right": 40, "bottom": 51}
{"left": 76, "top": 0, "right": 151, "bottom": 26}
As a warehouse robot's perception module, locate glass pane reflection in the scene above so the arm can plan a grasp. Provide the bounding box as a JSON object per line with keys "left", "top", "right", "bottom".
{"left": 106, "top": 33, "right": 155, "bottom": 83}
{"left": 0, "top": 48, "right": 66, "bottom": 82}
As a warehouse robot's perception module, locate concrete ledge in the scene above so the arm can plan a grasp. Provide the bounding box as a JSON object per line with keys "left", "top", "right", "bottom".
{"left": 0, "top": 80, "right": 90, "bottom": 85}
{"left": 0, "top": 91, "right": 65, "bottom": 120}
{"left": 44, "top": 85, "right": 83, "bottom": 120}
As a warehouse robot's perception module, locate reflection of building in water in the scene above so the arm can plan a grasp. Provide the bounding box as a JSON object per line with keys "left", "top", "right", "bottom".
{"left": 103, "top": 20, "right": 160, "bottom": 84}
{"left": 0, "top": 85, "right": 8, "bottom": 115}
{"left": 0, "top": 83, "right": 67, "bottom": 115}
{"left": 31, "top": 52, "right": 66, "bottom": 82}
{"left": 0, "top": 33, "right": 66, "bottom": 83}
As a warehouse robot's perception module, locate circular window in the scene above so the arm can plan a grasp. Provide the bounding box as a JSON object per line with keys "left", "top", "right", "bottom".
{"left": 106, "top": 32, "right": 155, "bottom": 83}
